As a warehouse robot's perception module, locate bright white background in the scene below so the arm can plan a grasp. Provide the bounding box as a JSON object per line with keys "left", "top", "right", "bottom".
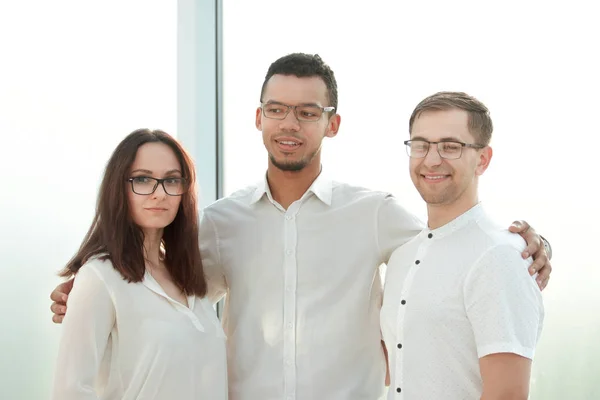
{"left": 1, "top": 1, "right": 598, "bottom": 399}
{"left": 0, "top": 1, "right": 176, "bottom": 399}
{"left": 222, "top": 1, "right": 599, "bottom": 398}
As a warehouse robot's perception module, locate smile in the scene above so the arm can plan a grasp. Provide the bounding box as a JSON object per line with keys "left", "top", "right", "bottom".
{"left": 275, "top": 138, "right": 302, "bottom": 151}
{"left": 422, "top": 174, "right": 450, "bottom": 182}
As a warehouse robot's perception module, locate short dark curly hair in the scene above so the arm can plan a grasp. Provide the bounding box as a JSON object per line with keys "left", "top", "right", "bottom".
{"left": 260, "top": 53, "right": 338, "bottom": 111}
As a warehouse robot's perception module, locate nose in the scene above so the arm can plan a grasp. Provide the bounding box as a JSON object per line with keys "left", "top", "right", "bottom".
{"left": 423, "top": 145, "right": 443, "bottom": 168}
{"left": 151, "top": 182, "right": 168, "bottom": 199}
{"left": 278, "top": 108, "right": 301, "bottom": 132}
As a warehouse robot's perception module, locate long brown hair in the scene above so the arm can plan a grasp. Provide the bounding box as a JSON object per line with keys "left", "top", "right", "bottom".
{"left": 60, "top": 128, "right": 207, "bottom": 297}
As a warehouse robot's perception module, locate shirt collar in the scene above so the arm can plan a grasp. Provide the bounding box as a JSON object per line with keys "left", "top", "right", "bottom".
{"left": 423, "top": 202, "right": 486, "bottom": 240}
{"left": 249, "top": 169, "right": 333, "bottom": 207}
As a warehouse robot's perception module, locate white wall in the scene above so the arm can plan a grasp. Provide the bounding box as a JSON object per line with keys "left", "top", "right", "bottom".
{"left": 221, "top": 1, "right": 600, "bottom": 398}
{"left": 0, "top": 2, "right": 176, "bottom": 399}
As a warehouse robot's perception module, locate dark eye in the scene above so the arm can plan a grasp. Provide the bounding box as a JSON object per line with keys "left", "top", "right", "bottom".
{"left": 266, "top": 105, "right": 285, "bottom": 113}
{"left": 164, "top": 178, "right": 182, "bottom": 185}
{"left": 442, "top": 143, "right": 462, "bottom": 153}
{"left": 411, "top": 141, "right": 429, "bottom": 151}
{"left": 132, "top": 176, "right": 151, "bottom": 184}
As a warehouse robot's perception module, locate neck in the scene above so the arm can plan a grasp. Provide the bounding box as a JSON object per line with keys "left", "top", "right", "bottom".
{"left": 427, "top": 192, "right": 479, "bottom": 230}
{"left": 267, "top": 156, "right": 322, "bottom": 209}
{"left": 142, "top": 228, "right": 164, "bottom": 268}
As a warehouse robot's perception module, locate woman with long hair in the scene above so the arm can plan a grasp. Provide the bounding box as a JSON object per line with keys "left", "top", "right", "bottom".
{"left": 52, "top": 129, "right": 227, "bottom": 399}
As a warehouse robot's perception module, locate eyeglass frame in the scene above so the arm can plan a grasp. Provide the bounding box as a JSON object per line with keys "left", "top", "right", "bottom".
{"left": 403, "top": 139, "right": 486, "bottom": 160}
{"left": 126, "top": 176, "right": 188, "bottom": 196}
{"left": 260, "top": 101, "right": 336, "bottom": 122}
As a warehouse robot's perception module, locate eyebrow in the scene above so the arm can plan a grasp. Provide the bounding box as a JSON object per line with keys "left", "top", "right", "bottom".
{"left": 131, "top": 169, "right": 182, "bottom": 175}
{"left": 411, "top": 135, "right": 463, "bottom": 142}
{"left": 264, "top": 100, "right": 322, "bottom": 107}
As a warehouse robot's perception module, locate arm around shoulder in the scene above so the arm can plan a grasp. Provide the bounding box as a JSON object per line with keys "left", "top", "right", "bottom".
{"left": 377, "top": 194, "right": 424, "bottom": 263}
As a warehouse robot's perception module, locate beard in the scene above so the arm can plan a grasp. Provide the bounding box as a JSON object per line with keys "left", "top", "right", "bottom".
{"left": 269, "top": 147, "right": 319, "bottom": 172}
{"left": 269, "top": 154, "right": 308, "bottom": 171}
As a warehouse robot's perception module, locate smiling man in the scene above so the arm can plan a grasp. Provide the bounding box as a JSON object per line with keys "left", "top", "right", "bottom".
{"left": 381, "top": 92, "right": 545, "bottom": 399}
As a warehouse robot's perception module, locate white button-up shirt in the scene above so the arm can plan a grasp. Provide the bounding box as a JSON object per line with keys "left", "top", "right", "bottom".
{"left": 381, "top": 204, "right": 544, "bottom": 399}
{"left": 52, "top": 258, "right": 228, "bottom": 400}
{"left": 200, "top": 173, "right": 424, "bottom": 400}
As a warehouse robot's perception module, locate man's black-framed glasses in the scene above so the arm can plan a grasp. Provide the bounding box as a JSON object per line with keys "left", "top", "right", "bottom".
{"left": 127, "top": 176, "right": 188, "bottom": 196}
{"left": 261, "top": 102, "right": 335, "bottom": 122}
{"left": 404, "top": 139, "right": 486, "bottom": 160}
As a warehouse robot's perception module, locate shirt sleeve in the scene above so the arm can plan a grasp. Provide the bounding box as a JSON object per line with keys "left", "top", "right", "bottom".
{"left": 199, "top": 210, "right": 228, "bottom": 304}
{"left": 377, "top": 194, "right": 424, "bottom": 264}
{"left": 464, "top": 245, "right": 545, "bottom": 360}
{"left": 52, "top": 262, "right": 115, "bottom": 400}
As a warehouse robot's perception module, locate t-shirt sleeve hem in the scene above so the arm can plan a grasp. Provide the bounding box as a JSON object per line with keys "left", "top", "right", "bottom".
{"left": 477, "top": 343, "right": 536, "bottom": 360}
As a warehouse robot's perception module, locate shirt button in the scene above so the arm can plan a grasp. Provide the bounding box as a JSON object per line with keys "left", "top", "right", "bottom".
{"left": 397, "top": 343, "right": 402, "bottom": 349}
{"left": 287, "top": 322, "right": 293, "bottom": 329}
{"left": 285, "top": 286, "right": 292, "bottom": 292}
{"left": 415, "top": 260, "right": 420, "bottom": 265}
{"left": 428, "top": 233, "right": 433, "bottom": 238}
{"left": 401, "top": 300, "right": 406, "bottom": 305}
{"left": 396, "top": 387, "right": 402, "bottom": 393}
{"left": 286, "top": 249, "right": 293, "bottom": 256}
{"left": 285, "top": 215, "right": 294, "bottom": 221}
{"left": 286, "top": 359, "right": 292, "bottom": 366}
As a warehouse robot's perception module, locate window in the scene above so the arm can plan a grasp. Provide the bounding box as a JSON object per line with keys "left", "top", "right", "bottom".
{"left": 0, "top": 2, "right": 176, "bottom": 398}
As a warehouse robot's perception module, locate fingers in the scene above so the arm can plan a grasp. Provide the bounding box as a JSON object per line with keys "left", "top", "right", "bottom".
{"left": 528, "top": 253, "right": 547, "bottom": 276}
{"left": 522, "top": 240, "right": 540, "bottom": 260}
{"left": 518, "top": 223, "right": 540, "bottom": 259}
{"left": 509, "top": 220, "right": 530, "bottom": 234}
{"left": 50, "top": 278, "right": 75, "bottom": 303}
{"left": 52, "top": 314, "right": 65, "bottom": 324}
{"left": 51, "top": 302, "right": 67, "bottom": 316}
{"left": 534, "top": 259, "right": 552, "bottom": 291}
{"left": 50, "top": 289, "right": 68, "bottom": 304}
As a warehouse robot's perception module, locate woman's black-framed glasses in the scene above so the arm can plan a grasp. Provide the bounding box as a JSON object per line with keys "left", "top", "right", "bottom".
{"left": 127, "top": 176, "right": 188, "bottom": 196}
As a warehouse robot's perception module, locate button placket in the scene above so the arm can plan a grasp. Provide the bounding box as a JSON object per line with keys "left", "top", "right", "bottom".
{"left": 283, "top": 205, "right": 300, "bottom": 398}
{"left": 394, "top": 239, "right": 428, "bottom": 398}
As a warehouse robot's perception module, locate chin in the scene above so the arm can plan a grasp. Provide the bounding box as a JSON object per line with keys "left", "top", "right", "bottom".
{"left": 270, "top": 156, "right": 308, "bottom": 172}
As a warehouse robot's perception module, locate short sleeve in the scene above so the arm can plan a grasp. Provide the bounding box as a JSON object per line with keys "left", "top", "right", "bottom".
{"left": 199, "top": 209, "right": 228, "bottom": 304}
{"left": 377, "top": 194, "right": 424, "bottom": 264}
{"left": 464, "top": 245, "right": 544, "bottom": 359}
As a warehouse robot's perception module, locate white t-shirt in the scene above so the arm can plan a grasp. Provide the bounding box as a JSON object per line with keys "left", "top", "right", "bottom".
{"left": 381, "top": 204, "right": 544, "bottom": 399}
{"left": 52, "top": 257, "right": 228, "bottom": 400}
{"left": 200, "top": 173, "right": 424, "bottom": 400}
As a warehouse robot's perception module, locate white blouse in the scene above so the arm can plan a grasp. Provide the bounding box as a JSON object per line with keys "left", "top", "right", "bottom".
{"left": 52, "top": 257, "right": 228, "bottom": 400}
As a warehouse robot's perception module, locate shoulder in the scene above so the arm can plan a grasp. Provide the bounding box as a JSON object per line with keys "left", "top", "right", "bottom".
{"left": 203, "top": 182, "right": 259, "bottom": 215}
{"left": 76, "top": 256, "right": 122, "bottom": 287}
{"left": 330, "top": 180, "right": 391, "bottom": 202}
{"left": 475, "top": 214, "right": 528, "bottom": 255}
